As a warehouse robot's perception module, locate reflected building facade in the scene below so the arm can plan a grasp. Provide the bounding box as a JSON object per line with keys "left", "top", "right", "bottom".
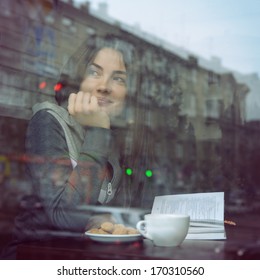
{"left": 0, "top": 0, "right": 257, "bottom": 212}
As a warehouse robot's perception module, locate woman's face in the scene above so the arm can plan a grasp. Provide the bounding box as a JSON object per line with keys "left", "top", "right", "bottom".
{"left": 80, "top": 48, "right": 127, "bottom": 117}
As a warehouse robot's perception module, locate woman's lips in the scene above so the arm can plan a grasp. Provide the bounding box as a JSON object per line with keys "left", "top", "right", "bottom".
{"left": 97, "top": 97, "right": 113, "bottom": 107}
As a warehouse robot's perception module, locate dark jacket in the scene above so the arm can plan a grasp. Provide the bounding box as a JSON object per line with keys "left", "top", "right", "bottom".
{"left": 5, "top": 102, "right": 122, "bottom": 254}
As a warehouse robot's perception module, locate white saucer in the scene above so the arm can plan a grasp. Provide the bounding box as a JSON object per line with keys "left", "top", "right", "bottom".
{"left": 85, "top": 232, "right": 143, "bottom": 243}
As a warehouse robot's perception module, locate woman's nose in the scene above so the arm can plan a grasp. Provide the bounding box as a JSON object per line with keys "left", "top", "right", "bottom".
{"left": 97, "top": 76, "right": 112, "bottom": 94}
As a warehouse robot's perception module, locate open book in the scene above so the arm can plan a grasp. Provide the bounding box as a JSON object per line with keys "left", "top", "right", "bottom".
{"left": 151, "top": 192, "right": 226, "bottom": 240}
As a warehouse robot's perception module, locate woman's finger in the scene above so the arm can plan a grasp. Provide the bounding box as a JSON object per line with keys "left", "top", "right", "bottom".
{"left": 74, "top": 91, "right": 84, "bottom": 112}
{"left": 89, "top": 95, "right": 99, "bottom": 111}
{"left": 82, "top": 92, "right": 92, "bottom": 113}
{"left": 68, "top": 93, "right": 77, "bottom": 114}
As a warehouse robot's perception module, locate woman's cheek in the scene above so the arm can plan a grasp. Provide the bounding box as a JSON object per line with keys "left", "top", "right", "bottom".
{"left": 80, "top": 79, "right": 92, "bottom": 92}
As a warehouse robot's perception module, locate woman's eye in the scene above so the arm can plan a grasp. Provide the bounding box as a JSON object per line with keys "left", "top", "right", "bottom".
{"left": 113, "top": 76, "right": 126, "bottom": 84}
{"left": 89, "top": 70, "right": 99, "bottom": 76}
{"left": 86, "top": 67, "right": 100, "bottom": 77}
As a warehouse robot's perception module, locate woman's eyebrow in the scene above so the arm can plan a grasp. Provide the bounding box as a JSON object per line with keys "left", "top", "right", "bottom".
{"left": 91, "top": 63, "right": 127, "bottom": 75}
{"left": 113, "top": 70, "right": 127, "bottom": 76}
{"left": 91, "top": 63, "right": 102, "bottom": 69}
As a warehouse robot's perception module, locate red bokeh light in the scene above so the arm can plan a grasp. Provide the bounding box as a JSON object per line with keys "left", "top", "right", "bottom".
{"left": 54, "top": 83, "right": 63, "bottom": 91}
{"left": 38, "top": 81, "right": 47, "bottom": 89}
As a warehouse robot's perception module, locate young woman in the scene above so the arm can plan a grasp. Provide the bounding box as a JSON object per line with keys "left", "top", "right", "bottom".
{"left": 1, "top": 35, "right": 137, "bottom": 259}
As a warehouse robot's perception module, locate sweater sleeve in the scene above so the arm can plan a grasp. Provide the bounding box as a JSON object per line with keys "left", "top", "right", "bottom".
{"left": 25, "top": 110, "right": 112, "bottom": 232}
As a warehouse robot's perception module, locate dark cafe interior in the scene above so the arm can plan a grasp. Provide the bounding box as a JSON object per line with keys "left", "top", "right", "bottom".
{"left": 1, "top": 0, "right": 260, "bottom": 260}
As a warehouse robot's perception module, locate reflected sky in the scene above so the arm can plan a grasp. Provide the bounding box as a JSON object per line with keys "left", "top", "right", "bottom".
{"left": 75, "top": 0, "right": 260, "bottom": 76}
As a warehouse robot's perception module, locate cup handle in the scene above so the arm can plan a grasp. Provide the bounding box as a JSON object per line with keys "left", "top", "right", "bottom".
{"left": 136, "top": 220, "right": 152, "bottom": 240}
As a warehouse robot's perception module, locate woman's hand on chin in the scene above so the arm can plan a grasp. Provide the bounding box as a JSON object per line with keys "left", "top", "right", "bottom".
{"left": 68, "top": 91, "right": 110, "bottom": 129}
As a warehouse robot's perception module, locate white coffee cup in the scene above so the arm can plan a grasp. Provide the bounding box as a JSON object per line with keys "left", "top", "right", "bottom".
{"left": 136, "top": 214, "right": 190, "bottom": 247}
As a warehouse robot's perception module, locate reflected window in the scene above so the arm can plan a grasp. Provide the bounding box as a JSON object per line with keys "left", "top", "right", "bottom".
{"left": 62, "top": 17, "right": 77, "bottom": 33}
{"left": 186, "top": 94, "right": 196, "bottom": 117}
{"left": 205, "top": 99, "right": 222, "bottom": 119}
{"left": 176, "top": 143, "right": 184, "bottom": 159}
{"left": 86, "top": 27, "right": 96, "bottom": 35}
{"left": 45, "top": 14, "right": 55, "bottom": 24}
{"left": 208, "top": 71, "right": 220, "bottom": 86}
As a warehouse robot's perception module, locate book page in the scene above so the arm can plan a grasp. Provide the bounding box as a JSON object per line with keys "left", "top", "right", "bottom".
{"left": 151, "top": 192, "right": 224, "bottom": 222}
{"left": 151, "top": 192, "right": 226, "bottom": 239}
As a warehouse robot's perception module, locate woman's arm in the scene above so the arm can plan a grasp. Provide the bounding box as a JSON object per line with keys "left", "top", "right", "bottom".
{"left": 26, "top": 110, "right": 112, "bottom": 232}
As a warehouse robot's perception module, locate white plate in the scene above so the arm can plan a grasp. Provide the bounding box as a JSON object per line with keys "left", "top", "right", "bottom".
{"left": 85, "top": 232, "right": 143, "bottom": 243}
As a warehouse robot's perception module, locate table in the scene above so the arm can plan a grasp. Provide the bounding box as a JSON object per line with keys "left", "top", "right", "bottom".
{"left": 16, "top": 236, "right": 226, "bottom": 260}
{"left": 15, "top": 210, "right": 260, "bottom": 260}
